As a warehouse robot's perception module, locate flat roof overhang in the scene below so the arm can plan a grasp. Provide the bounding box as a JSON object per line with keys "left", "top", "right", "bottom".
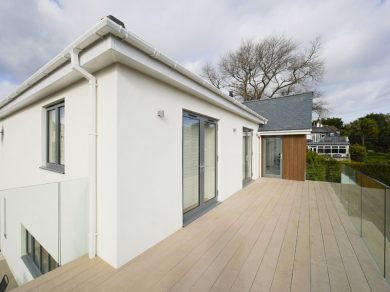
{"left": 0, "top": 18, "right": 267, "bottom": 125}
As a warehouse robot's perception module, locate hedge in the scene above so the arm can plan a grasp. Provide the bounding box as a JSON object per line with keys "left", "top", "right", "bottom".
{"left": 306, "top": 151, "right": 341, "bottom": 182}
{"left": 344, "top": 161, "right": 390, "bottom": 186}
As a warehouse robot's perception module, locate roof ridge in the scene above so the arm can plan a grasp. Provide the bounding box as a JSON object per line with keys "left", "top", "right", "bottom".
{"left": 242, "top": 92, "right": 314, "bottom": 103}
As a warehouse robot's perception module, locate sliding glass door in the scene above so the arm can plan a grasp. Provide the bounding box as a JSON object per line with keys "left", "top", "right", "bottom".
{"left": 263, "top": 136, "right": 282, "bottom": 177}
{"left": 183, "top": 112, "right": 217, "bottom": 223}
{"left": 243, "top": 128, "right": 253, "bottom": 186}
{"left": 183, "top": 117, "right": 200, "bottom": 213}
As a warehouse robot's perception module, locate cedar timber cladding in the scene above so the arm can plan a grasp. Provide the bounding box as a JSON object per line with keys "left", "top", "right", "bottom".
{"left": 282, "top": 135, "right": 306, "bottom": 181}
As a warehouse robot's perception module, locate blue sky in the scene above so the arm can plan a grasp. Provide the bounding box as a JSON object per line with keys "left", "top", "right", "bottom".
{"left": 0, "top": 0, "right": 389, "bottom": 122}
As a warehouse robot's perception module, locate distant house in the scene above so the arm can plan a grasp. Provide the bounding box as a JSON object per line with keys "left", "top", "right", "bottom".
{"left": 307, "top": 122, "right": 350, "bottom": 158}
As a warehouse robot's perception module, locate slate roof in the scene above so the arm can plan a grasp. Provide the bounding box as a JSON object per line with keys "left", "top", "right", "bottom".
{"left": 243, "top": 92, "right": 313, "bottom": 132}
{"left": 312, "top": 125, "right": 339, "bottom": 134}
{"left": 307, "top": 141, "right": 350, "bottom": 146}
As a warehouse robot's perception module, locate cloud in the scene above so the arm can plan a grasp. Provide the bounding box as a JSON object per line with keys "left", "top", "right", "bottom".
{"left": 0, "top": 81, "right": 18, "bottom": 101}
{"left": 0, "top": 0, "right": 389, "bottom": 122}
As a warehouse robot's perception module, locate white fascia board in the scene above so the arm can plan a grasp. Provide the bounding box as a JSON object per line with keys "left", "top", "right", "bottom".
{"left": 259, "top": 129, "right": 312, "bottom": 136}
{"left": 0, "top": 18, "right": 113, "bottom": 109}
{"left": 0, "top": 38, "right": 114, "bottom": 119}
{"left": 104, "top": 22, "right": 267, "bottom": 124}
{"left": 0, "top": 17, "right": 267, "bottom": 125}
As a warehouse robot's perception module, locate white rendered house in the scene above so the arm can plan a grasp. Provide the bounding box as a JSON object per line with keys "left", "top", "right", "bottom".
{"left": 0, "top": 16, "right": 267, "bottom": 285}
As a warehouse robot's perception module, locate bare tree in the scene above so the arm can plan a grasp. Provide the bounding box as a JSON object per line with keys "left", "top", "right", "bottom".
{"left": 202, "top": 36, "right": 324, "bottom": 105}
{"left": 201, "top": 63, "right": 224, "bottom": 89}
{"left": 312, "top": 91, "right": 329, "bottom": 119}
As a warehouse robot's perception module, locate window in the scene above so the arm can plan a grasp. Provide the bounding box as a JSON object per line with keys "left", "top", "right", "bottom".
{"left": 23, "top": 229, "right": 58, "bottom": 277}
{"left": 45, "top": 102, "right": 64, "bottom": 173}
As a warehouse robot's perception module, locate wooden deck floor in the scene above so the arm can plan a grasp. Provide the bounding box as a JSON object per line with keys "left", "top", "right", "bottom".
{"left": 13, "top": 178, "right": 390, "bottom": 292}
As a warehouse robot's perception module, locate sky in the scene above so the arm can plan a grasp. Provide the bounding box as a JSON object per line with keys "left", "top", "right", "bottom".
{"left": 0, "top": 0, "right": 389, "bottom": 122}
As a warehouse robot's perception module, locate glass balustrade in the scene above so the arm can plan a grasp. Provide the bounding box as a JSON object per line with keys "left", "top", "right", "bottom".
{"left": 0, "top": 178, "right": 88, "bottom": 271}
{"left": 330, "top": 165, "right": 389, "bottom": 282}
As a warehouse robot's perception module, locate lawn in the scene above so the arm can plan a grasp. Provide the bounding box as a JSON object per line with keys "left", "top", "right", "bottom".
{"left": 364, "top": 152, "right": 390, "bottom": 164}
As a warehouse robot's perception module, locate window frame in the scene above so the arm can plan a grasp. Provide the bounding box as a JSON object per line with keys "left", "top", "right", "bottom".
{"left": 44, "top": 101, "right": 65, "bottom": 173}
{"left": 22, "top": 229, "right": 58, "bottom": 277}
{"left": 182, "top": 110, "right": 219, "bottom": 225}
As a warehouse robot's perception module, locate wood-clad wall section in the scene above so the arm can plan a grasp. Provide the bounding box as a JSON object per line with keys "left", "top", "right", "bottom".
{"left": 282, "top": 135, "right": 306, "bottom": 181}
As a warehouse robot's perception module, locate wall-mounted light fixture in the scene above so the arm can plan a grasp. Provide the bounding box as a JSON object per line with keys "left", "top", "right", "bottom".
{"left": 0, "top": 126, "right": 4, "bottom": 141}
{"left": 157, "top": 110, "right": 165, "bottom": 118}
{"left": 233, "top": 128, "right": 237, "bottom": 133}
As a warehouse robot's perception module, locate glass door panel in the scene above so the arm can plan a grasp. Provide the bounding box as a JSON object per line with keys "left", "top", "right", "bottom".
{"left": 183, "top": 117, "right": 200, "bottom": 213}
{"left": 204, "top": 122, "right": 216, "bottom": 202}
{"left": 243, "top": 129, "right": 253, "bottom": 186}
{"left": 246, "top": 135, "right": 252, "bottom": 178}
{"left": 264, "top": 137, "right": 282, "bottom": 177}
{"left": 183, "top": 112, "right": 218, "bottom": 223}
{"left": 243, "top": 136, "right": 246, "bottom": 181}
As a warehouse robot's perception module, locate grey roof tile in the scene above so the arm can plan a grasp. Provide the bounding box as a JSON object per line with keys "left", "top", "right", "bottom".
{"left": 243, "top": 92, "right": 313, "bottom": 131}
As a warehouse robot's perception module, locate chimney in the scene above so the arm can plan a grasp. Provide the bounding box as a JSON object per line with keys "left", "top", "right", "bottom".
{"left": 106, "top": 15, "right": 126, "bottom": 28}
{"left": 229, "top": 91, "right": 234, "bottom": 97}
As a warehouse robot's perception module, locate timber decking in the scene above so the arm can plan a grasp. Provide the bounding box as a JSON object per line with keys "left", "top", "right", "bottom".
{"left": 12, "top": 179, "right": 390, "bottom": 292}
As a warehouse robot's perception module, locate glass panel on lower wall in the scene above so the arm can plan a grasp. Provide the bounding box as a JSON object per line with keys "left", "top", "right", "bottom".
{"left": 0, "top": 177, "right": 89, "bottom": 279}
{"left": 59, "top": 178, "right": 89, "bottom": 264}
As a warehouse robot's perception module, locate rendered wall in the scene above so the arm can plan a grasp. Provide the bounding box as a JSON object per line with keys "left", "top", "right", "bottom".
{"left": 115, "top": 65, "right": 260, "bottom": 267}
{"left": 0, "top": 66, "right": 118, "bottom": 284}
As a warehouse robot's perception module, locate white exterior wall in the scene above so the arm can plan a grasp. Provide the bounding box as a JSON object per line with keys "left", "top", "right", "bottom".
{"left": 0, "top": 82, "right": 90, "bottom": 190}
{"left": 95, "top": 66, "right": 119, "bottom": 266}
{"left": 115, "top": 65, "right": 260, "bottom": 267}
{"left": 0, "top": 61, "right": 262, "bottom": 279}
{"left": 0, "top": 66, "right": 117, "bottom": 284}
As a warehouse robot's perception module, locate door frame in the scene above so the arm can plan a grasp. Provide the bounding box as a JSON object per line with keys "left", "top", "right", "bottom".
{"left": 243, "top": 128, "right": 253, "bottom": 187}
{"left": 262, "top": 136, "right": 283, "bottom": 178}
{"left": 182, "top": 111, "right": 218, "bottom": 224}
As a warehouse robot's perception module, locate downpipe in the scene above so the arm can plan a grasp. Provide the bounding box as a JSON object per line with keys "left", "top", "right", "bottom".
{"left": 70, "top": 49, "right": 98, "bottom": 259}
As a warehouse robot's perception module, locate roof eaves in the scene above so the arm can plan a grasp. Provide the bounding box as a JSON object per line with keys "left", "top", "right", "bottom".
{"left": 0, "top": 17, "right": 267, "bottom": 124}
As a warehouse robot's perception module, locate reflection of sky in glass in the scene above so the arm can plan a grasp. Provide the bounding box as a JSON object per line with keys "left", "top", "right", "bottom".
{"left": 48, "top": 109, "right": 56, "bottom": 163}
{"left": 60, "top": 106, "right": 65, "bottom": 165}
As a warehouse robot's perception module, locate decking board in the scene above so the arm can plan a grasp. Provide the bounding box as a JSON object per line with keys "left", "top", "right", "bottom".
{"left": 12, "top": 179, "right": 390, "bottom": 292}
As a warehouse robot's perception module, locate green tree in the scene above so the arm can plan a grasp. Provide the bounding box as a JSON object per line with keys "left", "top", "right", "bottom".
{"left": 365, "top": 113, "right": 390, "bottom": 152}
{"left": 381, "top": 123, "right": 390, "bottom": 152}
{"left": 350, "top": 118, "right": 379, "bottom": 147}
{"left": 349, "top": 144, "right": 367, "bottom": 162}
{"left": 321, "top": 117, "right": 344, "bottom": 130}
